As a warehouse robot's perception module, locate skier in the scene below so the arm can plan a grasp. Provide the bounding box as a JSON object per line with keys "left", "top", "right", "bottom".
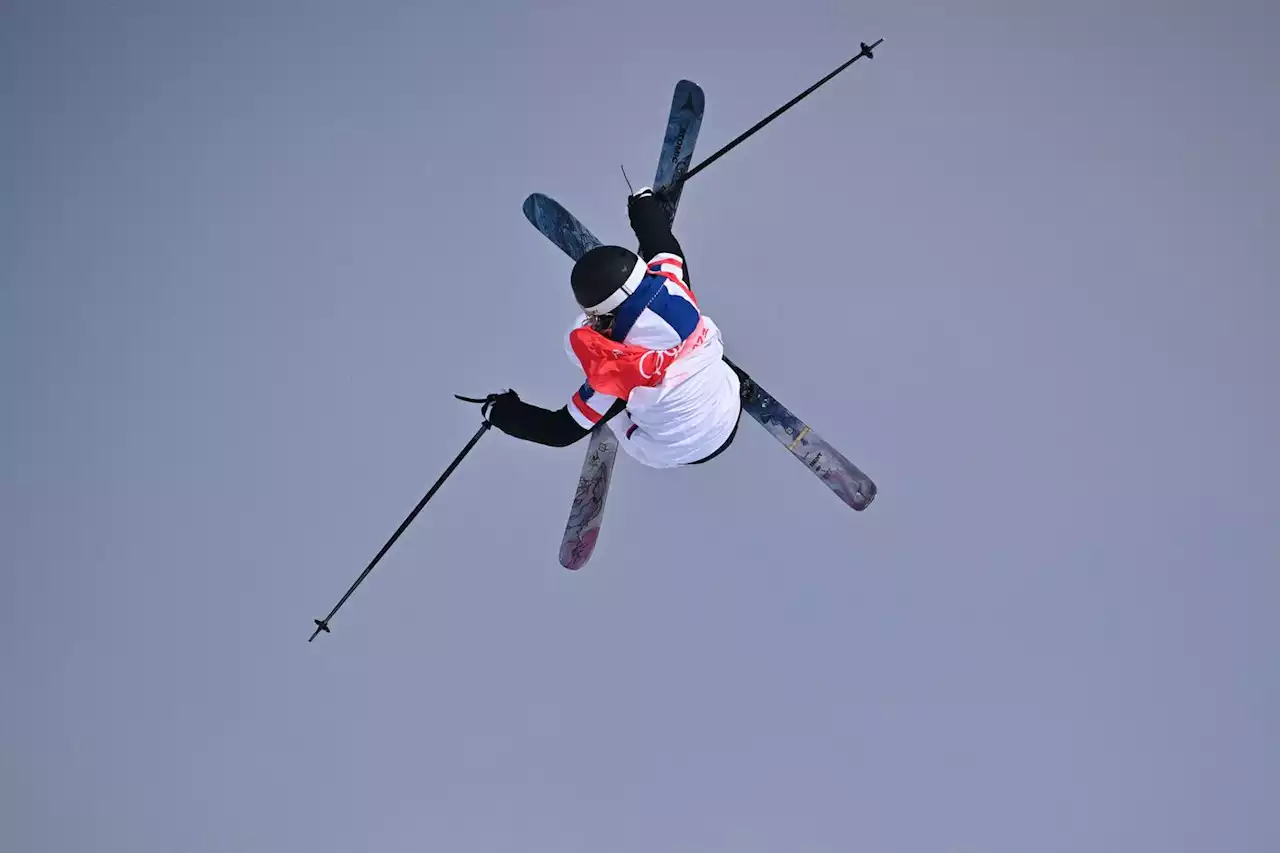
{"left": 481, "top": 187, "right": 744, "bottom": 468}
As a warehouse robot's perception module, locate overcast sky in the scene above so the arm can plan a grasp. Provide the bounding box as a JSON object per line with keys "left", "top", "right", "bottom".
{"left": 4, "top": 1, "right": 1278, "bottom": 851}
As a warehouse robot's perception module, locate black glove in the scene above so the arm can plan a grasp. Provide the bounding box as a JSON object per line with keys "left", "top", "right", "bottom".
{"left": 627, "top": 185, "right": 655, "bottom": 211}
{"left": 455, "top": 389, "right": 518, "bottom": 425}
{"left": 481, "top": 389, "right": 521, "bottom": 429}
{"left": 457, "top": 389, "right": 587, "bottom": 447}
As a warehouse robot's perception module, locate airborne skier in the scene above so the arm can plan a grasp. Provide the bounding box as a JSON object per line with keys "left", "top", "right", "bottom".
{"left": 308, "top": 48, "right": 887, "bottom": 640}
{"left": 481, "top": 186, "right": 744, "bottom": 468}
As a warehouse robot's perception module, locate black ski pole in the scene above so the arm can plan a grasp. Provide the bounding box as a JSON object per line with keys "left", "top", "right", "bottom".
{"left": 309, "top": 414, "right": 492, "bottom": 641}
{"left": 676, "top": 39, "right": 882, "bottom": 187}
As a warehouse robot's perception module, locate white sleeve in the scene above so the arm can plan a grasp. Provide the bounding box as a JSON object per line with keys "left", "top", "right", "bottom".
{"left": 567, "top": 382, "right": 619, "bottom": 429}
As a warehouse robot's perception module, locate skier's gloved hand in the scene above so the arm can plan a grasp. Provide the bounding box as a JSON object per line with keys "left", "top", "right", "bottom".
{"left": 482, "top": 389, "right": 521, "bottom": 429}
{"left": 626, "top": 184, "right": 681, "bottom": 263}
{"left": 627, "top": 186, "right": 655, "bottom": 212}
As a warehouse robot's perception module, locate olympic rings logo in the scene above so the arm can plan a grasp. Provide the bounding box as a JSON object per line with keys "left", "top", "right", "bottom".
{"left": 638, "top": 346, "right": 681, "bottom": 379}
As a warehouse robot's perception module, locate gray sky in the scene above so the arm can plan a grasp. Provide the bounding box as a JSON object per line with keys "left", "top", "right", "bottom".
{"left": 4, "top": 1, "right": 1278, "bottom": 851}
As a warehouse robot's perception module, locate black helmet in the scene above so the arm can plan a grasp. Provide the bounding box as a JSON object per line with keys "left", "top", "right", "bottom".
{"left": 571, "top": 245, "right": 646, "bottom": 315}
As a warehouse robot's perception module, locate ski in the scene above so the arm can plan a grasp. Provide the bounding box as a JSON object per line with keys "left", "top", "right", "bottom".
{"left": 522, "top": 192, "right": 602, "bottom": 261}
{"left": 522, "top": 192, "right": 877, "bottom": 514}
{"left": 524, "top": 80, "right": 705, "bottom": 570}
{"left": 729, "top": 359, "right": 876, "bottom": 511}
{"left": 653, "top": 78, "right": 704, "bottom": 222}
{"left": 556, "top": 425, "right": 618, "bottom": 569}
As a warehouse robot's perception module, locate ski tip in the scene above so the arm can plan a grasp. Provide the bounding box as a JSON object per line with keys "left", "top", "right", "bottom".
{"left": 850, "top": 479, "right": 877, "bottom": 511}
{"left": 673, "top": 79, "right": 705, "bottom": 108}
{"left": 523, "top": 192, "right": 557, "bottom": 228}
{"left": 559, "top": 529, "right": 601, "bottom": 570}
{"left": 559, "top": 539, "right": 594, "bottom": 570}
{"left": 559, "top": 550, "right": 589, "bottom": 571}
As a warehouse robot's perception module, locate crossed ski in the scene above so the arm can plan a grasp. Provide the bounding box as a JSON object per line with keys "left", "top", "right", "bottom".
{"left": 526, "top": 80, "right": 876, "bottom": 571}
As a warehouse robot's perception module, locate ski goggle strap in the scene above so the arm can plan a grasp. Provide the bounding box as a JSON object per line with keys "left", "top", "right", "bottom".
{"left": 584, "top": 256, "right": 648, "bottom": 316}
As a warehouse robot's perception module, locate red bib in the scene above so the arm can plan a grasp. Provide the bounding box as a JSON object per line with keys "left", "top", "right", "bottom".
{"left": 568, "top": 319, "right": 706, "bottom": 398}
